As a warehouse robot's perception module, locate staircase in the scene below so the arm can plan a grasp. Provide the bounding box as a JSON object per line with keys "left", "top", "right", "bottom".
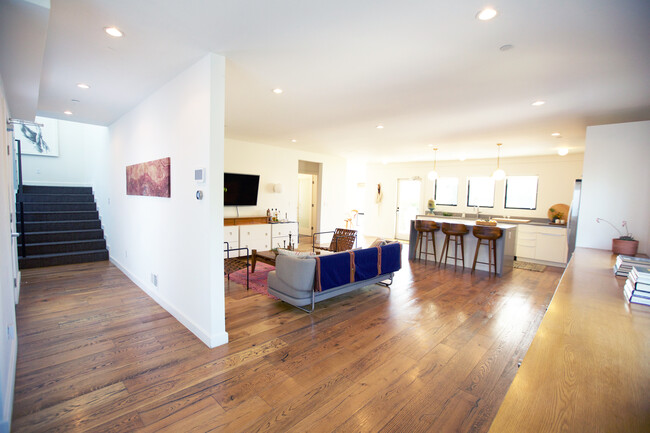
{"left": 16, "top": 185, "right": 109, "bottom": 269}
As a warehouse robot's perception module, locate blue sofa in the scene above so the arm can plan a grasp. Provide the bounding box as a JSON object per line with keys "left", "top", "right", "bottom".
{"left": 267, "top": 243, "right": 401, "bottom": 312}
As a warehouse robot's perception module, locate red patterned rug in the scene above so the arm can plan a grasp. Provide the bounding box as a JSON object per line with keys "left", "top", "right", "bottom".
{"left": 227, "top": 262, "right": 278, "bottom": 299}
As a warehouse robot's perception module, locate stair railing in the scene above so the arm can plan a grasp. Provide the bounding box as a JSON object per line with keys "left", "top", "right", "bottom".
{"left": 16, "top": 138, "right": 26, "bottom": 258}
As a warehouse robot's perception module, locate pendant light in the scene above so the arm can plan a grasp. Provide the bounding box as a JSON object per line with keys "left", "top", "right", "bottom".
{"left": 427, "top": 147, "right": 439, "bottom": 180}
{"left": 492, "top": 143, "right": 506, "bottom": 180}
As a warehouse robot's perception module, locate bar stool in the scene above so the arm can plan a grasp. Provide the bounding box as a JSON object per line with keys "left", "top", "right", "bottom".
{"left": 414, "top": 220, "right": 439, "bottom": 262}
{"left": 439, "top": 223, "right": 468, "bottom": 269}
{"left": 472, "top": 225, "right": 503, "bottom": 275}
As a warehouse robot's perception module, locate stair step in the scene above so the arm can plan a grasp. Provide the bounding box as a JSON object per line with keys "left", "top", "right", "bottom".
{"left": 21, "top": 220, "right": 102, "bottom": 232}
{"left": 17, "top": 211, "right": 99, "bottom": 222}
{"left": 21, "top": 185, "right": 93, "bottom": 195}
{"left": 21, "top": 229, "right": 105, "bottom": 243}
{"left": 17, "top": 193, "right": 95, "bottom": 203}
{"left": 18, "top": 250, "right": 109, "bottom": 269}
{"left": 20, "top": 239, "right": 106, "bottom": 255}
{"left": 21, "top": 202, "right": 97, "bottom": 212}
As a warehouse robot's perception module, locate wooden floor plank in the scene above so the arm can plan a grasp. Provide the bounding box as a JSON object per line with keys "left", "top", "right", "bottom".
{"left": 12, "top": 252, "right": 561, "bottom": 432}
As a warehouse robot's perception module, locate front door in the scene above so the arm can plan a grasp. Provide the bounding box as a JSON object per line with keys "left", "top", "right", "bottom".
{"left": 395, "top": 178, "right": 421, "bottom": 240}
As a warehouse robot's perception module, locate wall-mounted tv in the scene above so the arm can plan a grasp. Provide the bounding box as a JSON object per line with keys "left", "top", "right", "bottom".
{"left": 224, "top": 172, "right": 260, "bottom": 206}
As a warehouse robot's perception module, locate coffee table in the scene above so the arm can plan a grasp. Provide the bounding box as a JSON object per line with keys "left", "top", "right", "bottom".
{"left": 250, "top": 249, "right": 277, "bottom": 273}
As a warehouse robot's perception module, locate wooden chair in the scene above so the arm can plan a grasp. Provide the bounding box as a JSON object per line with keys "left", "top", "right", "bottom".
{"left": 439, "top": 223, "right": 468, "bottom": 269}
{"left": 414, "top": 220, "right": 439, "bottom": 262}
{"left": 313, "top": 228, "right": 357, "bottom": 253}
{"left": 224, "top": 242, "right": 249, "bottom": 289}
{"left": 471, "top": 226, "right": 503, "bottom": 275}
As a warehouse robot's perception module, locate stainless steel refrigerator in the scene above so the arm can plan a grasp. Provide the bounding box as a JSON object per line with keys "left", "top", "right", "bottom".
{"left": 567, "top": 179, "right": 582, "bottom": 260}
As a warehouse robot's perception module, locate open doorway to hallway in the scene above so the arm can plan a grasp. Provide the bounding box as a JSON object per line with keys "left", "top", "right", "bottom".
{"left": 297, "top": 160, "right": 321, "bottom": 240}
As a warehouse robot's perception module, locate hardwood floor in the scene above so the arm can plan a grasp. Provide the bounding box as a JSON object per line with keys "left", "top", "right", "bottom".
{"left": 12, "top": 253, "right": 562, "bottom": 432}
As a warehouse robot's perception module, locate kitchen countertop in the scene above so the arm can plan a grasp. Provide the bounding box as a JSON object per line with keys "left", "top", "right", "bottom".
{"left": 416, "top": 214, "right": 566, "bottom": 228}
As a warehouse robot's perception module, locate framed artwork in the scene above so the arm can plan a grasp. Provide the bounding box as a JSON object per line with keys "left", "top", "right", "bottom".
{"left": 126, "top": 157, "right": 171, "bottom": 197}
{"left": 14, "top": 116, "right": 59, "bottom": 157}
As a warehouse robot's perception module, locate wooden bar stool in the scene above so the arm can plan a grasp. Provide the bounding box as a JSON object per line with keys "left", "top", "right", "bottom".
{"left": 472, "top": 225, "right": 503, "bottom": 275}
{"left": 414, "top": 220, "right": 439, "bottom": 262}
{"left": 439, "top": 223, "right": 468, "bottom": 269}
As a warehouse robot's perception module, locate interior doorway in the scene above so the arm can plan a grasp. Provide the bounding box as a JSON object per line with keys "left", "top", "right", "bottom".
{"left": 395, "top": 178, "right": 421, "bottom": 240}
{"left": 298, "top": 160, "right": 322, "bottom": 240}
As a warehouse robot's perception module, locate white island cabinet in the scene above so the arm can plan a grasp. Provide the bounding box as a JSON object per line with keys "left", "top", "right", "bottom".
{"left": 516, "top": 225, "right": 567, "bottom": 265}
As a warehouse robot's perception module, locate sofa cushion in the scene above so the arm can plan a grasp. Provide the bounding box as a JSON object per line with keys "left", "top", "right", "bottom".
{"left": 380, "top": 242, "right": 402, "bottom": 274}
{"left": 354, "top": 247, "right": 380, "bottom": 281}
{"left": 275, "top": 254, "right": 316, "bottom": 292}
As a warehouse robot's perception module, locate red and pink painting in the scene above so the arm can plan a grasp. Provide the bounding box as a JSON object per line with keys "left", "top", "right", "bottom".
{"left": 126, "top": 157, "right": 171, "bottom": 197}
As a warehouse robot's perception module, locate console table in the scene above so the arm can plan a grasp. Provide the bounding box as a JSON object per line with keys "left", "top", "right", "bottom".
{"left": 488, "top": 248, "right": 650, "bottom": 432}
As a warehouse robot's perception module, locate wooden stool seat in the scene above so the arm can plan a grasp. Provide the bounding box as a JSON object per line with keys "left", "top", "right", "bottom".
{"left": 439, "top": 223, "right": 468, "bottom": 269}
{"left": 471, "top": 226, "right": 503, "bottom": 275}
{"left": 414, "top": 220, "right": 439, "bottom": 262}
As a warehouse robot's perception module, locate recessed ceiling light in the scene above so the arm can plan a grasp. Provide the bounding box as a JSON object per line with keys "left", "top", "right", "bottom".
{"left": 499, "top": 44, "right": 514, "bottom": 52}
{"left": 532, "top": 100, "right": 546, "bottom": 106}
{"left": 477, "top": 8, "right": 497, "bottom": 21}
{"left": 376, "top": 125, "right": 384, "bottom": 129}
{"left": 427, "top": 143, "right": 434, "bottom": 147}
{"left": 64, "top": 110, "right": 73, "bottom": 115}
{"left": 459, "top": 154, "right": 467, "bottom": 161}
{"left": 272, "top": 88, "right": 283, "bottom": 94}
{"left": 71, "top": 99, "right": 80, "bottom": 103}
{"left": 557, "top": 148, "right": 569, "bottom": 156}
{"left": 551, "top": 132, "right": 561, "bottom": 137}
{"left": 291, "top": 139, "right": 297, "bottom": 143}
{"left": 77, "top": 83, "right": 90, "bottom": 89}
{"left": 104, "top": 26, "right": 123, "bottom": 38}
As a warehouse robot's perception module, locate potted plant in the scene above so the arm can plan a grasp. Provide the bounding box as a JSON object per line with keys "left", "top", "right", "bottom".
{"left": 427, "top": 199, "right": 435, "bottom": 214}
{"left": 596, "top": 218, "right": 638, "bottom": 256}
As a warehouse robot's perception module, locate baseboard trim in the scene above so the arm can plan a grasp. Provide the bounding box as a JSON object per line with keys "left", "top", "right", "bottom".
{"left": 109, "top": 257, "right": 228, "bottom": 349}
{"left": 21, "top": 181, "right": 93, "bottom": 187}
{"left": 1, "top": 334, "right": 17, "bottom": 432}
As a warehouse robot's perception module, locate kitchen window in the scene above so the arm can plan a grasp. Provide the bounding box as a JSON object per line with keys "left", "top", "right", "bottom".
{"left": 434, "top": 177, "right": 458, "bottom": 206}
{"left": 505, "top": 176, "right": 538, "bottom": 210}
{"left": 467, "top": 177, "right": 495, "bottom": 207}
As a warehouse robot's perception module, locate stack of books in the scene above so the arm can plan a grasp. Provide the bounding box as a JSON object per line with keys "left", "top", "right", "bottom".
{"left": 614, "top": 255, "right": 650, "bottom": 277}
{"left": 624, "top": 266, "right": 650, "bottom": 306}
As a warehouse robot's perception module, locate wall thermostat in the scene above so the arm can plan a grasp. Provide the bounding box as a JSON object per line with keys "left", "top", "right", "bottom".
{"left": 194, "top": 168, "right": 206, "bottom": 183}
{"left": 196, "top": 190, "right": 203, "bottom": 200}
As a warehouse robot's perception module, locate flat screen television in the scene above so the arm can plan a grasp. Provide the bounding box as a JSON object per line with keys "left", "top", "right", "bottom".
{"left": 224, "top": 173, "right": 260, "bottom": 206}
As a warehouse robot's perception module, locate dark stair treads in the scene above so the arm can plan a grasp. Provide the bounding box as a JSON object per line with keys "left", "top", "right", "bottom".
{"left": 16, "top": 184, "right": 108, "bottom": 269}
{"left": 23, "top": 239, "right": 107, "bottom": 255}
{"left": 21, "top": 202, "right": 97, "bottom": 212}
{"left": 18, "top": 211, "right": 99, "bottom": 222}
{"left": 22, "top": 220, "right": 102, "bottom": 232}
{"left": 22, "top": 229, "right": 105, "bottom": 243}
{"left": 21, "top": 185, "right": 93, "bottom": 195}
{"left": 18, "top": 250, "right": 109, "bottom": 269}
{"left": 17, "top": 193, "right": 95, "bottom": 203}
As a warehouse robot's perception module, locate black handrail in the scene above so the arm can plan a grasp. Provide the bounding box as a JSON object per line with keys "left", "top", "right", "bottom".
{"left": 16, "top": 139, "right": 26, "bottom": 258}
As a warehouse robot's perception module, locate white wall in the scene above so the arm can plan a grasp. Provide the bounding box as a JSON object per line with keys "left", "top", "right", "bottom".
{"left": 0, "top": 77, "right": 18, "bottom": 432}
{"left": 364, "top": 154, "right": 584, "bottom": 238}
{"left": 577, "top": 120, "right": 650, "bottom": 255}
{"left": 21, "top": 118, "right": 108, "bottom": 186}
{"left": 224, "top": 138, "right": 349, "bottom": 231}
{"left": 91, "top": 54, "right": 228, "bottom": 347}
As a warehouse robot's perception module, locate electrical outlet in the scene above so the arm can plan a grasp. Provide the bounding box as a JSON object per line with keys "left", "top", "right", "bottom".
{"left": 7, "top": 324, "right": 15, "bottom": 340}
{"left": 125, "top": 250, "right": 128, "bottom": 258}
{"left": 151, "top": 274, "right": 158, "bottom": 287}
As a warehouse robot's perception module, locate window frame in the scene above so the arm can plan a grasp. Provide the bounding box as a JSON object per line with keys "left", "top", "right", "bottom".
{"left": 504, "top": 175, "right": 539, "bottom": 210}
{"left": 466, "top": 176, "right": 495, "bottom": 208}
{"left": 434, "top": 177, "right": 459, "bottom": 206}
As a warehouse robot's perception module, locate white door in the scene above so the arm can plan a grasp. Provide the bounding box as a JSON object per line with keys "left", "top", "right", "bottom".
{"left": 395, "top": 178, "right": 421, "bottom": 240}
{"left": 298, "top": 174, "right": 313, "bottom": 237}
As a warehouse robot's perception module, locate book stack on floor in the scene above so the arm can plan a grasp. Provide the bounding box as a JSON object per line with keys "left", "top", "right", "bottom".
{"left": 624, "top": 266, "right": 650, "bottom": 306}
{"left": 613, "top": 255, "right": 650, "bottom": 277}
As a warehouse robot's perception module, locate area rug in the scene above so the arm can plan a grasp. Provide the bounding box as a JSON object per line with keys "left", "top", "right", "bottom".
{"left": 513, "top": 261, "right": 547, "bottom": 272}
{"left": 227, "top": 262, "right": 278, "bottom": 299}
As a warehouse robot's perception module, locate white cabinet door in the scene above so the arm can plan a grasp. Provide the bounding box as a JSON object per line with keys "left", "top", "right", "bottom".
{"left": 224, "top": 226, "right": 241, "bottom": 256}
{"left": 516, "top": 226, "right": 537, "bottom": 259}
{"left": 535, "top": 229, "right": 567, "bottom": 263}
{"left": 240, "top": 224, "right": 271, "bottom": 252}
{"left": 271, "top": 223, "right": 299, "bottom": 249}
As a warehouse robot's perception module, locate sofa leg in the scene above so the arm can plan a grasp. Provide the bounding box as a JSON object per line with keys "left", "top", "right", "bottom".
{"left": 292, "top": 290, "right": 316, "bottom": 314}
{"left": 376, "top": 274, "right": 394, "bottom": 287}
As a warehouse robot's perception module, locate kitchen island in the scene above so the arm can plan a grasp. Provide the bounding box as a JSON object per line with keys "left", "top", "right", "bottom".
{"left": 408, "top": 216, "right": 517, "bottom": 275}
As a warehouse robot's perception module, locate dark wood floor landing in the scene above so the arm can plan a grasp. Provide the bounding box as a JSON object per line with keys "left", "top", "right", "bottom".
{"left": 12, "top": 256, "right": 561, "bottom": 432}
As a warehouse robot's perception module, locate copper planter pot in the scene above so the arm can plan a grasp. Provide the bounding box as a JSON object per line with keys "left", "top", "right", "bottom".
{"left": 612, "top": 239, "right": 639, "bottom": 256}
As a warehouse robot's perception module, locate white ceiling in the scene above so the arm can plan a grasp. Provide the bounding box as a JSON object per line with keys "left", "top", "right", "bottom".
{"left": 10, "top": 0, "right": 650, "bottom": 162}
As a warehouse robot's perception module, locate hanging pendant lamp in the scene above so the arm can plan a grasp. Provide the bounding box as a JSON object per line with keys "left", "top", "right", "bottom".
{"left": 427, "top": 147, "right": 439, "bottom": 180}
{"left": 492, "top": 143, "right": 506, "bottom": 180}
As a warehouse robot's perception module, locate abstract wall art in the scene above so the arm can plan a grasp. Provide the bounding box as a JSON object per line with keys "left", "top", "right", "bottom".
{"left": 126, "top": 157, "right": 171, "bottom": 197}
{"left": 15, "top": 116, "right": 59, "bottom": 157}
